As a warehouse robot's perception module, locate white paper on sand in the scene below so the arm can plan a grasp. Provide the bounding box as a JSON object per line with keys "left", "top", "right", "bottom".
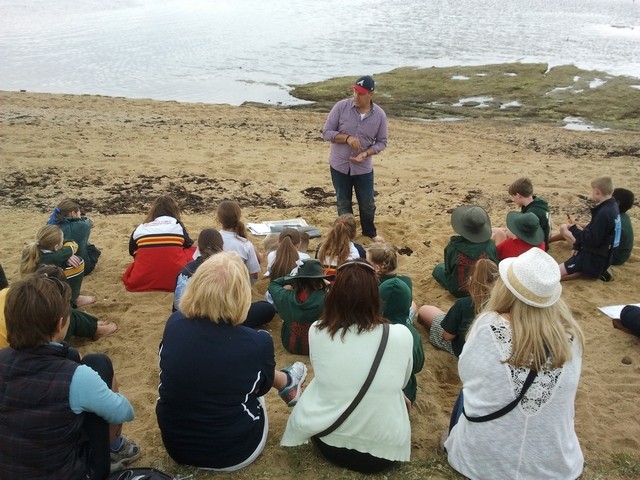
{"left": 247, "top": 218, "right": 308, "bottom": 236}
{"left": 597, "top": 303, "right": 640, "bottom": 319}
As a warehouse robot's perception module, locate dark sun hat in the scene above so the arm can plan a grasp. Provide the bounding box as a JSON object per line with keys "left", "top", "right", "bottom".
{"left": 506, "top": 211, "right": 544, "bottom": 246}
{"left": 284, "top": 259, "right": 329, "bottom": 282}
{"left": 451, "top": 205, "right": 492, "bottom": 243}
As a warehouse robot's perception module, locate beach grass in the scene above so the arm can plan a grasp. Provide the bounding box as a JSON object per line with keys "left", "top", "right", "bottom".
{"left": 289, "top": 63, "right": 640, "bottom": 130}
{"left": 161, "top": 448, "right": 640, "bottom": 480}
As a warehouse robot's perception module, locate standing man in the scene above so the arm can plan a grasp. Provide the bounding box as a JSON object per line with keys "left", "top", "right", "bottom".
{"left": 322, "top": 75, "right": 388, "bottom": 242}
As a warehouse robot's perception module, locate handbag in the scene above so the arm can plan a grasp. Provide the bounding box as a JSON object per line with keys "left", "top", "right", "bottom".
{"left": 313, "top": 323, "right": 389, "bottom": 439}
{"left": 463, "top": 368, "right": 537, "bottom": 422}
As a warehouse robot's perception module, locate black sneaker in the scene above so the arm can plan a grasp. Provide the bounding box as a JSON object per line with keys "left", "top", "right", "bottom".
{"left": 599, "top": 269, "right": 613, "bottom": 282}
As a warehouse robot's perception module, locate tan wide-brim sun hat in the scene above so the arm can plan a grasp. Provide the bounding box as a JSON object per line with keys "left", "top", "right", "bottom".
{"left": 450, "top": 205, "right": 492, "bottom": 243}
{"left": 498, "top": 247, "right": 562, "bottom": 308}
{"left": 506, "top": 211, "right": 545, "bottom": 246}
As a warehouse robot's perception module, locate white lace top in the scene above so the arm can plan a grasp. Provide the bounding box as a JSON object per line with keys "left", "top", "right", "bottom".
{"left": 445, "top": 311, "right": 584, "bottom": 480}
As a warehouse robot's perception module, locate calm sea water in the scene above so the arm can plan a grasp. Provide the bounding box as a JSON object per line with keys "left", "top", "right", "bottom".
{"left": 1, "top": 0, "right": 639, "bottom": 105}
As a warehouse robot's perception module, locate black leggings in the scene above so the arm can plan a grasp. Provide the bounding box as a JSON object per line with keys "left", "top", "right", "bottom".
{"left": 77, "top": 353, "right": 114, "bottom": 480}
{"left": 311, "top": 436, "right": 395, "bottom": 474}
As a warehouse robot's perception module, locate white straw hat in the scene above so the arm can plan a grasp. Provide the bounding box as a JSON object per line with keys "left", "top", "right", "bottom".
{"left": 498, "top": 247, "right": 562, "bottom": 308}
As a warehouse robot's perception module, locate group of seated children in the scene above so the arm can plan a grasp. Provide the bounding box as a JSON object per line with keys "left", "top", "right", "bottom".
{"left": 1, "top": 176, "right": 635, "bottom": 478}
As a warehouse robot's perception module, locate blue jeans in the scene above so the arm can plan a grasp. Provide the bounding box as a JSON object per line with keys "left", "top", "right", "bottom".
{"left": 330, "top": 167, "right": 377, "bottom": 238}
{"left": 449, "top": 390, "right": 465, "bottom": 433}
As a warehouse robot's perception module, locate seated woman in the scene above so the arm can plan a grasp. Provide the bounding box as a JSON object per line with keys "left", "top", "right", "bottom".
{"left": 122, "top": 195, "right": 196, "bottom": 292}
{"left": 0, "top": 273, "right": 139, "bottom": 479}
{"left": 173, "top": 229, "right": 274, "bottom": 328}
{"left": 267, "top": 259, "right": 329, "bottom": 355}
{"left": 418, "top": 258, "right": 498, "bottom": 357}
{"left": 48, "top": 199, "right": 101, "bottom": 276}
{"left": 444, "top": 248, "right": 584, "bottom": 479}
{"left": 157, "top": 252, "right": 307, "bottom": 472}
{"left": 281, "top": 259, "right": 414, "bottom": 474}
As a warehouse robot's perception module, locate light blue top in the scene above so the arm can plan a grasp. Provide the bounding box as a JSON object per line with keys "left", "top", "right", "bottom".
{"left": 68, "top": 363, "right": 134, "bottom": 424}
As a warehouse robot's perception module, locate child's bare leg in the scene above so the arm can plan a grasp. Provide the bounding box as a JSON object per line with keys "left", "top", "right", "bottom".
{"left": 417, "top": 305, "right": 445, "bottom": 329}
{"left": 559, "top": 262, "right": 581, "bottom": 281}
{"left": 550, "top": 224, "right": 576, "bottom": 245}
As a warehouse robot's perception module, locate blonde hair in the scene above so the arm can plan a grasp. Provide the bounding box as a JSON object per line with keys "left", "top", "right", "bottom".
{"left": 591, "top": 176, "right": 613, "bottom": 196}
{"left": 468, "top": 258, "right": 499, "bottom": 315}
{"left": 179, "top": 251, "right": 251, "bottom": 325}
{"left": 20, "top": 225, "right": 64, "bottom": 275}
{"left": 318, "top": 214, "right": 357, "bottom": 267}
{"left": 366, "top": 243, "right": 397, "bottom": 276}
{"left": 479, "top": 279, "right": 584, "bottom": 370}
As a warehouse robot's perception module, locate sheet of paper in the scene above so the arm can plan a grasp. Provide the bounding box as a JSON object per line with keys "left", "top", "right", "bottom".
{"left": 597, "top": 303, "right": 640, "bottom": 319}
{"left": 247, "top": 223, "right": 272, "bottom": 235}
{"left": 247, "top": 218, "right": 309, "bottom": 236}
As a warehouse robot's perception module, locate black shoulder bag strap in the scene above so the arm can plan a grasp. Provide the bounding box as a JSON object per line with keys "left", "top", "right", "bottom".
{"left": 313, "top": 323, "right": 390, "bottom": 439}
{"left": 463, "top": 368, "right": 537, "bottom": 423}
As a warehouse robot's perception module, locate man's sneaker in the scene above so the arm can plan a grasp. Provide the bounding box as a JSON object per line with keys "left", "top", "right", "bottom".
{"left": 278, "top": 362, "right": 307, "bottom": 407}
{"left": 110, "top": 434, "right": 141, "bottom": 471}
{"left": 600, "top": 268, "right": 614, "bottom": 282}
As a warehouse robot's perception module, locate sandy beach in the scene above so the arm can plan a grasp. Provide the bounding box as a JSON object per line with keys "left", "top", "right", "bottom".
{"left": 1, "top": 91, "right": 638, "bottom": 479}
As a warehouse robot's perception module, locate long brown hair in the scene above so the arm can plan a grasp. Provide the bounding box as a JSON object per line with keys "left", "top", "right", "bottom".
{"left": 216, "top": 200, "right": 248, "bottom": 239}
{"left": 317, "top": 214, "right": 357, "bottom": 267}
{"left": 197, "top": 228, "right": 224, "bottom": 260}
{"left": 317, "top": 259, "right": 384, "bottom": 339}
{"left": 145, "top": 195, "right": 182, "bottom": 223}
{"left": 270, "top": 228, "right": 301, "bottom": 279}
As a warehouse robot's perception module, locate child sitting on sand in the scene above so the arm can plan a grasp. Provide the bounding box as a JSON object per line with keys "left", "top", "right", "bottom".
{"left": 21, "top": 224, "right": 94, "bottom": 307}
{"left": 492, "top": 211, "right": 545, "bottom": 261}
{"left": 268, "top": 259, "right": 329, "bottom": 355}
{"left": 316, "top": 214, "right": 364, "bottom": 276}
{"left": 611, "top": 187, "right": 634, "bottom": 266}
{"left": 366, "top": 242, "right": 417, "bottom": 323}
{"left": 48, "top": 199, "right": 101, "bottom": 275}
{"left": 558, "top": 177, "right": 621, "bottom": 281}
{"left": 418, "top": 258, "right": 498, "bottom": 356}
{"left": 492, "top": 177, "right": 552, "bottom": 251}
{"left": 37, "top": 265, "right": 116, "bottom": 341}
{"left": 122, "top": 195, "right": 196, "bottom": 292}
{"left": 217, "top": 200, "right": 262, "bottom": 283}
{"left": 265, "top": 228, "right": 311, "bottom": 279}
{"left": 433, "top": 205, "right": 498, "bottom": 297}
{"left": 173, "top": 228, "right": 224, "bottom": 311}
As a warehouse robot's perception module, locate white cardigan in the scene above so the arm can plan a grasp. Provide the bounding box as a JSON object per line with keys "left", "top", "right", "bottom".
{"left": 281, "top": 322, "right": 413, "bottom": 461}
{"left": 445, "top": 312, "right": 584, "bottom": 480}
